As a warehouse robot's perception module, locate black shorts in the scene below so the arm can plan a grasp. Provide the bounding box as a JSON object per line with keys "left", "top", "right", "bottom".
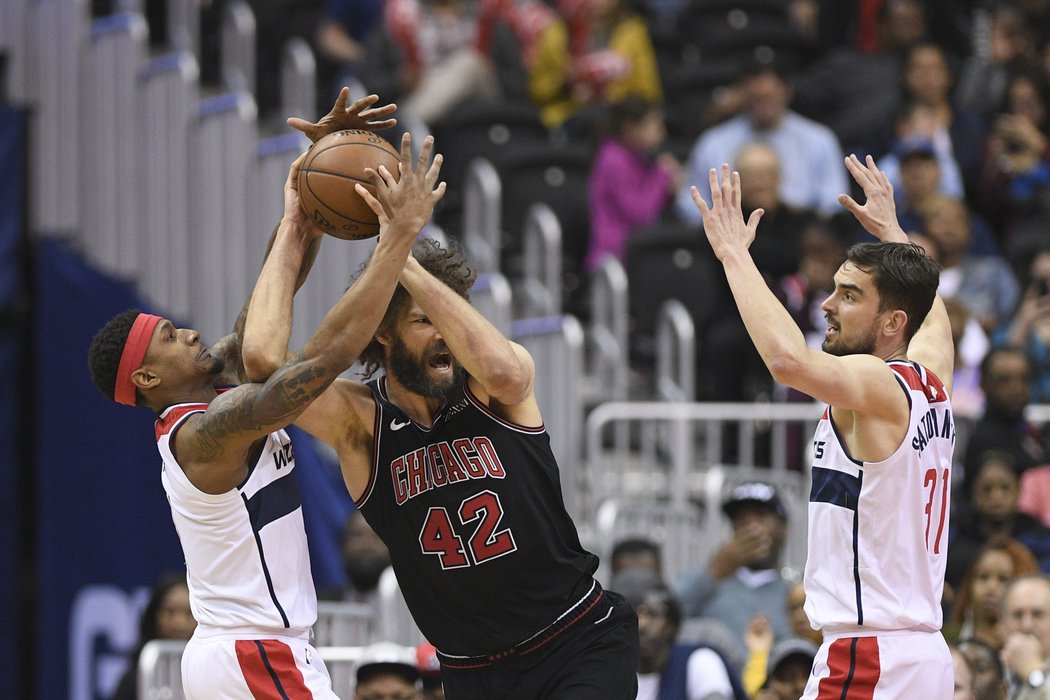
{"left": 438, "top": 589, "right": 639, "bottom": 700}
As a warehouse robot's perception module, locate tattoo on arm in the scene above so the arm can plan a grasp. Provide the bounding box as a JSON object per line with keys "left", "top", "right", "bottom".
{"left": 191, "top": 353, "right": 331, "bottom": 459}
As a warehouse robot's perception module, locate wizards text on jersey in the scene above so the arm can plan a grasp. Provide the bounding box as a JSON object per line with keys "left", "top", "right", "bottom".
{"left": 390, "top": 436, "right": 506, "bottom": 504}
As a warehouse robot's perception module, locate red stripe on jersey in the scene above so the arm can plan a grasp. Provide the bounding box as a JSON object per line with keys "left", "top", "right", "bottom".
{"left": 889, "top": 363, "right": 923, "bottom": 391}
{"left": 235, "top": 640, "right": 314, "bottom": 699}
{"left": 890, "top": 362, "right": 947, "bottom": 404}
{"left": 154, "top": 404, "right": 207, "bottom": 440}
{"left": 816, "top": 637, "right": 880, "bottom": 700}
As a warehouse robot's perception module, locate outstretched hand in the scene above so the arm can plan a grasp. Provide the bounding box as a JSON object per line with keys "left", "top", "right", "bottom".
{"left": 286, "top": 89, "right": 398, "bottom": 143}
{"left": 355, "top": 133, "right": 446, "bottom": 242}
{"left": 838, "top": 154, "right": 908, "bottom": 243}
{"left": 691, "top": 164, "right": 764, "bottom": 262}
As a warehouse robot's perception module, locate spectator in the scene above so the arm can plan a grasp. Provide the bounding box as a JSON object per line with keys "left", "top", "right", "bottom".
{"left": 994, "top": 249, "right": 1050, "bottom": 404}
{"left": 612, "top": 568, "right": 747, "bottom": 700}
{"left": 528, "top": 0, "right": 663, "bottom": 134}
{"left": 674, "top": 483, "right": 792, "bottom": 663}
{"left": 609, "top": 536, "right": 663, "bottom": 577}
{"left": 946, "top": 535, "right": 1040, "bottom": 650}
{"left": 734, "top": 143, "right": 813, "bottom": 282}
{"left": 919, "top": 193, "right": 1019, "bottom": 334}
{"left": 887, "top": 133, "right": 1001, "bottom": 257}
{"left": 958, "top": 638, "right": 1007, "bottom": 700}
{"left": 999, "top": 574, "right": 1050, "bottom": 698}
{"left": 977, "top": 68, "right": 1050, "bottom": 268}
{"left": 359, "top": 0, "right": 507, "bottom": 134}
{"left": 584, "top": 97, "right": 681, "bottom": 274}
{"left": 110, "top": 572, "right": 196, "bottom": 700}
{"left": 315, "top": 0, "right": 385, "bottom": 95}
{"left": 676, "top": 62, "right": 848, "bottom": 221}
{"left": 353, "top": 641, "right": 422, "bottom": 700}
{"left": 953, "top": 644, "right": 978, "bottom": 700}
{"left": 878, "top": 106, "right": 966, "bottom": 206}
{"left": 899, "top": 41, "right": 988, "bottom": 199}
{"left": 963, "top": 346, "right": 1049, "bottom": 476}
{"left": 955, "top": 2, "right": 1040, "bottom": 125}
{"left": 947, "top": 451, "right": 1050, "bottom": 593}
{"left": 752, "top": 637, "right": 818, "bottom": 700}
{"left": 791, "top": 0, "right": 928, "bottom": 156}
{"left": 697, "top": 143, "right": 816, "bottom": 404}
{"left": 317, "top": 509, "right": 391, "bottom": 608}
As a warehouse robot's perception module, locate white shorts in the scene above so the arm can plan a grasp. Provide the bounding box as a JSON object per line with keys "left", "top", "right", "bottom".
{"left": 182, "top": 634, "right": 339, "bottom": 699}
{"left": 801, "top": 630, "right": 951, "bottom": 700}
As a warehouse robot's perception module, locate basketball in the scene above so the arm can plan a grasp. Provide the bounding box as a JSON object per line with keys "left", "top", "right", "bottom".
{"left": 297, "top": 130, "right": 401, "bottom": 240}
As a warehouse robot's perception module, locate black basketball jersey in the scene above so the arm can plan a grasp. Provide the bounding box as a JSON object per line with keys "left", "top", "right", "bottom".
{"left": 358, "top": 376, "right": 599, "bottom": 656}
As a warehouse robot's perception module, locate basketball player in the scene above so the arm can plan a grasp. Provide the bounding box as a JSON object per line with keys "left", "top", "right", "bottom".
{"left": 690, "top": 154, "right": 955, "bottom": 699}
{"left": 241, "top": 172, "right": 640, "bottom": 699}
{"left": 85, "top": 103, "right": 443, "bottom": 697}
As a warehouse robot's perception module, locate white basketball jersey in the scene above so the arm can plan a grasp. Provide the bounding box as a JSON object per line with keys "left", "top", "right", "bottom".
{"left": 804, "top": 360, "right": 953, "bottom": 635}
{"left": 157, "top": 403, "right": 317, "bottom": 637}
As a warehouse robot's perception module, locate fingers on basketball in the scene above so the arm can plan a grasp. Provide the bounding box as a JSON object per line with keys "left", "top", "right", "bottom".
{"left": 296, "top": 130, "right": 401, "bottom": 240}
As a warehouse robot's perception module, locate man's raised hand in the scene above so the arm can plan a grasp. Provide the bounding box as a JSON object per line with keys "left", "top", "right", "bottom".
{"left": 838, "top": 154, "right": 908, "bottom": 243}
{"left": 691, "top": 163, "right": 764, "bottom": 261}
{"left": 287, "top": 89, "right": 398, "bottom": 143}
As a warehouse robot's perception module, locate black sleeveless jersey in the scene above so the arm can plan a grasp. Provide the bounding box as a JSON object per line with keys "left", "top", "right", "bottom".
{"left": 358, "top": 376, "right": 599, "bottom": 655}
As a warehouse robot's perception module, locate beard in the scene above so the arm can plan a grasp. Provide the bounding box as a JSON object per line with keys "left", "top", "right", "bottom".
{"left": 821, "top": 319, "right": 877, "bottom": 357}
{"left": 387, "top": 335, "right": 464, "bottom": 400}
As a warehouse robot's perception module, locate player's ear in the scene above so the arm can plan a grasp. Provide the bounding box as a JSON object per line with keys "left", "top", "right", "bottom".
{"left": 132, "top": 366, "right": 161, "bottom": 392}
{"left": 883, "top": 309, "right": 908, "bottom": 337}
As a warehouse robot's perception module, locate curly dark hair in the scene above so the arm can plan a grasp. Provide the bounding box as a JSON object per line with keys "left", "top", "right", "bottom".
{"left": 87, "top": 309, "right": 143, "bottom": 403}
{"left": 357, "top": 238, "right": 476, "bottom": 377}
{"left": 844, "top": 241, "right": 939, "bottom": 340}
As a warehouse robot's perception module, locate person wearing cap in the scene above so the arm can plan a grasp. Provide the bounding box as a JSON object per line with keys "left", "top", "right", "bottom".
{"left": 673, "top": 482, "right": 793, "bottom": 664}
{"left": 753, "top": 637, "right": 818, "bottom": 700}
{"left": 690, "top": 155, "right": 955, "bottom": 697}
{"left": 354, "top": 641, "right": 423, "bottom": 700}
{"left": 84, "top": 95, "right": 437, "bottom": 699}
{"left": 610, "top": 569, "right": 747, "bottom": 700}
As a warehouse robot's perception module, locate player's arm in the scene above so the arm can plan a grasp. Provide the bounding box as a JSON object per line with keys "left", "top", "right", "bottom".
{"left": 286, "top": 89, "right": 397, "bottom": 142}
{"left": 693, "top": 165, "right": 905, "bottom": 417}
{"left": 838, "top": 154, "right": 954, "bottom": 395}
{"left": 207, "top": 92, "right": 395, "bottom": 380}
{"left": 178, "top": 135, "right": 443, "bottom": 494}
{"left": 398, "top": 255, "right": 540, "bottom": 424}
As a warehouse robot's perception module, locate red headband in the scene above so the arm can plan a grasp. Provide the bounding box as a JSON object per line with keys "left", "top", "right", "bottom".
{"left": 114, "top": 313, "right": 162, "bottom": 406}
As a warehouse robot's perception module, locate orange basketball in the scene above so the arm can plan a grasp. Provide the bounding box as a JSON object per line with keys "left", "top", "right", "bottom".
{"left": 297, "top": 130, "right": 401, "bottom": 240}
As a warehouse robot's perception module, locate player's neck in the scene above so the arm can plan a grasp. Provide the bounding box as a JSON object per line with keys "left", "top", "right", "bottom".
{"left": 383, "top": 376, "right": 443, "bottom": 428}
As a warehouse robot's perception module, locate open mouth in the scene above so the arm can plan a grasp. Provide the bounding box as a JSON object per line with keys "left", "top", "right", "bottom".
{"left": 428, "top": 351, "right": 452, "bottom": 371}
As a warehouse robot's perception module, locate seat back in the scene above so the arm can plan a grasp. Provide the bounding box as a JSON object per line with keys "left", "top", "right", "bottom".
{"left": 625, "top": 221, "right": 727, "bottom": 365}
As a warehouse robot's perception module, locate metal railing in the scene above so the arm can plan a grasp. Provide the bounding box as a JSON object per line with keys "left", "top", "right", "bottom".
{"left": 462, "top": 157, "right": 502, "bottom": 275}
{"left": 519, "top": 202, "right": 562, "bottom": 317}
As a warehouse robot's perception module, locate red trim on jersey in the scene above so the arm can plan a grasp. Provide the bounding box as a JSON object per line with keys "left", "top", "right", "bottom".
{"left": 463, "top": 381, "right": 545, "bottom": 433}
{"left": 889, "top": 363, "right": 924, "bottom": 391}
{"left": 235, "top": 639, "right": 314, "bottom": 699}
{"left": 354, "top": 392, "right": 383, "bottom": 508}
{"left": 816, "top": 637, "right": 880, "bottom": 699}
{"left": 154, "top": 404, "right": 207, "bottom": 440}
{"left": 888, "top": 361, "right": 947, "bottom": 404}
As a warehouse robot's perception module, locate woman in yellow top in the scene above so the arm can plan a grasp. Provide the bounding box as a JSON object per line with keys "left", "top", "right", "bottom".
{"left": 528, "top": 0, "right": 663, "bottom": 130}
